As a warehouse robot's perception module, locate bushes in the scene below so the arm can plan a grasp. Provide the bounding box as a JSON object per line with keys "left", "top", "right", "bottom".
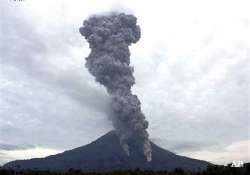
{"left": 0, "top": 165, "right": 249, "bottom": 175}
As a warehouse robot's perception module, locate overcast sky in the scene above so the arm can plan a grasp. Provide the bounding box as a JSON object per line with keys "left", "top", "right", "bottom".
{"left": 0, "top": 0, "right": 250, "bottom": 165}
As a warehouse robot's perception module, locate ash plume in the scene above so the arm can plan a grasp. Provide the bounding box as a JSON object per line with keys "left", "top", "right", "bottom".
{"left": 79, "top": 13, "right": 152, "bottom": 162}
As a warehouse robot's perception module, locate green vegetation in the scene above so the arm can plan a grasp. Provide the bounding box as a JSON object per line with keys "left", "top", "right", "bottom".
{"left": 1, "top": 164, "right": 250, "bottom": 175}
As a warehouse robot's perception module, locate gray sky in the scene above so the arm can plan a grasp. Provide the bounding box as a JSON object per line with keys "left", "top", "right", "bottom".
{"left": 0, "top": 0, "right": 250, "bottom": 165}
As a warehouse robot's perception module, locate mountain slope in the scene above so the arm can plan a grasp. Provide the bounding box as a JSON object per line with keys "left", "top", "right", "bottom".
{"left": 3, "top": 131, "right": 210, "bottom": 171}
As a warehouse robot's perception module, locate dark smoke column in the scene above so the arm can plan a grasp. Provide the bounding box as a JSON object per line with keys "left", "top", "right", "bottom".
{"left": 79, "top": 13, "right": 152, "bottom": 162}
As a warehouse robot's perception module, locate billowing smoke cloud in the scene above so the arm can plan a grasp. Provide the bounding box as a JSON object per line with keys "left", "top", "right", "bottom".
{"left": 79, "top": 13, "right": 152, "bottom": 162}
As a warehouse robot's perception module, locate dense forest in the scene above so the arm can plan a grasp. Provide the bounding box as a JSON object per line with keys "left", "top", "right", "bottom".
{"left": 0, "top": 164, "right": 250, "bottom": 175}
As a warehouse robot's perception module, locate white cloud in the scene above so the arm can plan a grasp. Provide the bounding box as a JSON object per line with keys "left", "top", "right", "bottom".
{"left": 181, "top": 140, "right": 250, "bottom": 165}
{"left": 0, "top": 148, "right": 61, "bottom": 165}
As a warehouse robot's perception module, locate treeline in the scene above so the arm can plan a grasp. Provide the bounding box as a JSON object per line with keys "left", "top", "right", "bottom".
{"left": 0, "top": 164, "right": 250, "bottom": 175}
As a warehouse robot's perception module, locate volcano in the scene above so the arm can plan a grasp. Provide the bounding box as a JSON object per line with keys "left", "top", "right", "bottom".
{"left": 3, "top": 131, "right": 209, "bottom": 171}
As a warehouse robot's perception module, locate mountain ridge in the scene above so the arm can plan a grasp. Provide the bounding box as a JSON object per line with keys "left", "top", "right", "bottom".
{"left": 3, "top": 131, "right": 210, "bottom": 171}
